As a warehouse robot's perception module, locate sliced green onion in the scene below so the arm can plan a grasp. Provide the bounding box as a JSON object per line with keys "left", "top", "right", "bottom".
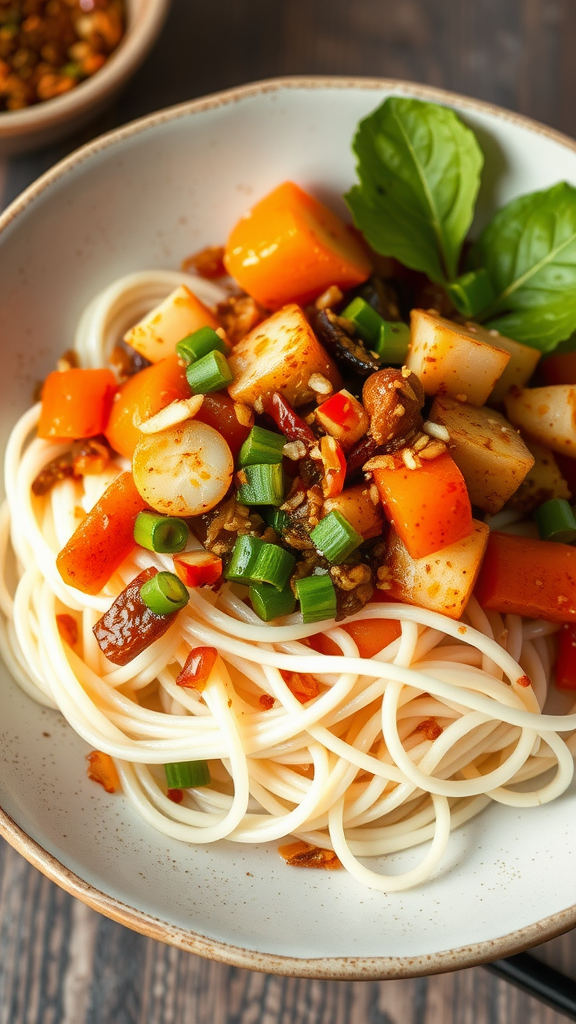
{"left": 374, "top": 321, "right": 410, "bottom": 364}
{"left": 446, "top": 269, "right": 495, "bottom": 319}
{"left": 342, "top": 296, "right": 383, "bottom": 347}
{"left": 185, "top": 349, "right": 233, "bottom": 393}
{"left": 238, "top": 426, "right": 286, "bottom": 467}
{"left": 164, "top": 760, "right": 211, "bottom": 788}
{"left": 140, "top": 571, "right": 189, "bottom": 615}
{"left": 252, "top": 543, "right": 296, "bottom": 591}
{"left": 237, "top": 463, "right": 284, "bottom": 506}
{"left": 224, "top": 535, "right": 264, "bottom": 584}
{"left": 176, "top": 326, "right": 227, "bottom": 365}
{"left": 310, "top": 510, "right": 363, "bottom": 563}
{"left": 295, "top": 573, "right": 337, "bottom": 624}
{"left": 534, "top": 498, "right": 576, "bottom": 543}
{"left": 342, "top": 297, "right": 409, "bottom": 364}
{"left": 262, "top": 506, "right": 290, "bottom": 535}
{"left": 133, "top": 511, "right": 188, "bottom": 553}
{"left": 249, "top": 581, "right": 296, "bottom": 621}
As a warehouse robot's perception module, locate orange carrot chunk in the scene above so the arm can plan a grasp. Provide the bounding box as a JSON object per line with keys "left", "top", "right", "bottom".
{"left": 372, "top": 452, "right": 473, "bottom": 560}
{"left": 104, "top": 355, "right": 190, "bottom": 459}
{"left": 56, "top": 472, "right": 145, "bottom": 595}
{"left": 224, "top": 181, "right": 372, "bottom": 309}
{"left": 474, "top": 531, "right": 576, "bottom": 623}
{"left": 38, "top": 368, "right": 116, "bottom": 441}
{"left": 309, "top": 618, "right": 401, "bottom": 660}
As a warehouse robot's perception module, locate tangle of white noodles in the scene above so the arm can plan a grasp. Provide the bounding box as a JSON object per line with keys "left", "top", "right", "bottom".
{"left": 1, "top": 270, "right": 575, "bottom": 895}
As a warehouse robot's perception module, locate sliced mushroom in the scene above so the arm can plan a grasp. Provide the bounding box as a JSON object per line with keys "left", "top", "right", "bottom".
{"left": 314, "top": 308, "right": 380, "bottom": 377}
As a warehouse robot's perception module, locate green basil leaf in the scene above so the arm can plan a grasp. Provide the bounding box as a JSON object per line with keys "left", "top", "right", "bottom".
{"left": 345, "top": 97, "right": 483, "bottom": 284}
{"left": 470, "top": 182, "right": 576, "bottom": 352}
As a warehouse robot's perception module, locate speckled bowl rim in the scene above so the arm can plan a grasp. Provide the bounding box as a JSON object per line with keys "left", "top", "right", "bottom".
{"left": 2, "top": 75, "right": 576, "bottom": 980}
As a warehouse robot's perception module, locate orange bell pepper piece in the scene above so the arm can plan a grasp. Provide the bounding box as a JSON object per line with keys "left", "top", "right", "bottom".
{"left": 372, "top": 451, "right": 473, "bottom": 559}
{"left": 224, "top": 181, "right": 372, "bottom": 309}
{"left": 104, "top": 355, "right": 190, "bottom": 459}
{"left": 56, "top": 472, "right": 145, "bottom": 595}
{"left": 474, "top": 531, "right": 576, "bottom": 623}
{"left": 309, "top": 618, "right": 401, "bottom": 660}
{"left": 38, "top": 368, "right": 116, "bottom": 441}
{"left": 86, "top": 751, "right": 120, "bottom": 793}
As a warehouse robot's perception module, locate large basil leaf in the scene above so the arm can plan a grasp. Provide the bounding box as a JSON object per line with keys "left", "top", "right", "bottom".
{"left": 345, "top": 97, "right": 483, "bottom": 284}
{"left": 470, "top": 182, "right": 576, "bottom": 352}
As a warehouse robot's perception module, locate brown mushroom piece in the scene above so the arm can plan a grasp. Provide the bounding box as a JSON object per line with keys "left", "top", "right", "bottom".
{"left": 314, "top": 308, "right": 380, "bottom": 377}
{"left": 362, "top": 368, "right": 425, "bottom": 446}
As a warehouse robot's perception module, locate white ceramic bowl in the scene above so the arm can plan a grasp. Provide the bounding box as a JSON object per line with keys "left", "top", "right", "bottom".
{"left": 1, "top": 77, "right": 576, "bottom": 979}
{"left": 0, "top": 0, "right": 170, "bottom": 157}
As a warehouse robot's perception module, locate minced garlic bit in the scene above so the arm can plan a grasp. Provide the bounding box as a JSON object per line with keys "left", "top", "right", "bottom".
{"left": 283, "top": 440, "right": 307, "bottom": 461}
{"left": 402, "top": 449, "right": 420, "bottom": 470}
{"left": 419, "top": 439, "right": 447, "bottom": 460}
{"left": 423, "top": 420, "right": 450, "bottom": 442}
{"left": 363, "top": 454, "right": 395, "bottom": 472}
{"left": 139, "top": 395, "right": 204, "bottom": 434}
{"left": 315, "top": 285, "right": 344, "bottom": 310}
{"left": 253, "top": 396, "right": 264, "bottom": 415}
{"left": 233, "top": 402, "right": 253, "bottom": 428}
{"left": 308, "top": 372, "right": 333, "bottom": 397}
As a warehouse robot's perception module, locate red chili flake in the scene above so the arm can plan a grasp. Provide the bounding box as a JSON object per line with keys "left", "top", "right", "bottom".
{"left": 56, "top": 613, "right": 78, "bottom": 647}
{"left": 261, "top": 392, "right": 315, "bottom": 445}
{"left": 278, "top": 840, "right": 341, "bottom": 869}
{"left": 281, "top": 670, "right": 320, "bottom": 704}
{"left": 167, "top": 788, "right": 184, "bottom": 803}
{"left": 176, "top": 647, "right": 218, "bottom": 692}
{"left": 259, "top": 694, "right": 275, "bottom": 710}
{"left": 415, "top": 718, "right": 443, "bottom": 741}
{"left": 86, "top": 751, "right": 120, "bottom": 793}
{"left": 517, "top": 674, "right": 532, "bottom": 688}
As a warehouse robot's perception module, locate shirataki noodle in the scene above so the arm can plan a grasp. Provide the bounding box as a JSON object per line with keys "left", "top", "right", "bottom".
{"left": 0, "top": 271, "right": 574, "bottom": 894}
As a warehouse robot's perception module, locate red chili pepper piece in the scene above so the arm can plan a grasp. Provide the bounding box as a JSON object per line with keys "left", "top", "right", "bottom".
{"left": 176, "top": 646, "right": 218, "bottom": 692}
{"left": 93, "top": 568, "right": 177, "bottom": 666}
{"left": 555, "top": 624, "right": 576, "bottom": 689}
{"left": 261, "top": 391, "right": 315, "bottom": 445}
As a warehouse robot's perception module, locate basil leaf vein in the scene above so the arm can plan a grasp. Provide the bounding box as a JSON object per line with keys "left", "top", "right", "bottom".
{"left": 345, "top": 96, "right": 483, "bottom": 284}
{"left": 470, "top": 182, "right": 576, "bottom": 352}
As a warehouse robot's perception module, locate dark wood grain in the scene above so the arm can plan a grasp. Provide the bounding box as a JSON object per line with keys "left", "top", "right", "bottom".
{"left": 3, "top": 1, "right": 576, "bottom": 1021}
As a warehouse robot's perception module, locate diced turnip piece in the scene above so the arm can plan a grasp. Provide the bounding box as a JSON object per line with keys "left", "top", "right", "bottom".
{"left": 485, "top": 331, "right": 541, "bottom": 405}
{"left": 323, "top": 484, "right": 384, "bottom": 540}
{"left": 407, "top": 309, "right": 510, "bottom": 406}
{"left": 429, "top": 396, "right": 534, "bottom": 513}
{"left": 507, "top": 438, "right": 570, "bottom": 514}
{"left": 504, "top": 384, "right": 576, "bottom": 457}
{"left": 228, "top": 303, "right": 342, "bottom": 408}
{"left": 385, "top": 520, "right": 489, "bottom": 619}
{"left": 124, "top": 285, "right": 219, "bottom": 363}
{"left": 132, "top": 421, "right": 233, "bottom": 516}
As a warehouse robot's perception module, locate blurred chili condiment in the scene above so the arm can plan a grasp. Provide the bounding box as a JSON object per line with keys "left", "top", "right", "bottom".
{"left": 0, "top": 0, "right": 125, "bottom": 111}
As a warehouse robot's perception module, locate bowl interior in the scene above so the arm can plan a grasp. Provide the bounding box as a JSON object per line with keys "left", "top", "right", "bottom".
{"left": 1, "top": 80, "right": 576, "bottom": 977}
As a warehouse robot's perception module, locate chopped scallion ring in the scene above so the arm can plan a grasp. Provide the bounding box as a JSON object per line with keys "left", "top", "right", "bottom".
{"left": 295, "top": 573, "right": 337, "bottom": 623}
{"left": 237, "top": 462, "right": 284, "bottom": 506}
{"left": 164, "top": 760, "right": 211, "bottom": 788}
{"left": 310, "top": 510, "right": 363, "bottom": 563}
{"left": 534, "top": 498, "right": 576, "bottom": 544}
{"left": 249, "top": 581, "right": 296, "bottom": 621}
{"left": 140, "top": 571, "right": 189, "bottom": 615}
{"left": 224, "top": 535, "right": 265, "bottom": 584}
{"left": 176, "top": 326, "right": 228, "bottom": 364}
{"left": 252, "top": 543, "right": 296, "bottom": 591}
{"left": 133, "top": 511, "right": 188, "bottom": 553}
{"left": 185, "top": 349, "right": 233, "bottom": 393}
{"left": 238, "top": 425, "right": 286, "bottom": 467}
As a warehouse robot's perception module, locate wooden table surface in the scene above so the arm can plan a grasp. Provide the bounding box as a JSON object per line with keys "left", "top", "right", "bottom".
{"left": 2, "top": 1, "right": 576, "bottom": 1021}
